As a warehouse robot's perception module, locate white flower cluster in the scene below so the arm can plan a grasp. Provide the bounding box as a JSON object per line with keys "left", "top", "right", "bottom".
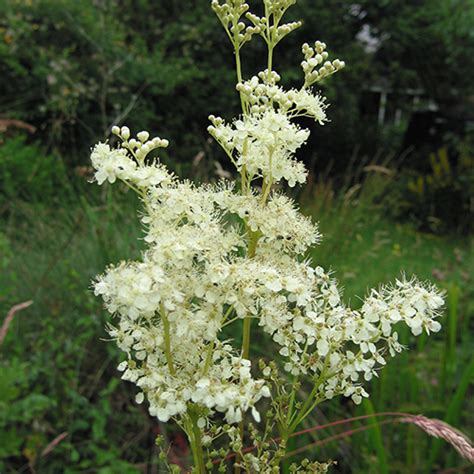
{"left": 90, "top": 127, "right": 172, "bottom": 189}
{"left": 90, "top": 143, "right": 135, "bottom": 186}
{"left": 301, "top": 41, "right": 345, "bottom": 88}
{"left": 236, "top": 72, "right": 328, "bottom": 123}
{"left": 92, "top": 128, "right": 444, "bottom": 414}
{"left": 90, "top": 1, "right": 445, "bottom": 466}
{"left": 257, "top": 269, "right": 444, "bottom": 405}
{"left": 208, "top": 111, "right": 309, "bottom": 187}
{"left": 205, "top": 42, "right": 340, "bottom": 190}
{"left": 93, "top": 168, "right": 275, "bottom": 423}
{"left": 215, "top": 190, "right": 321, "bottom": 255}
{"left": 115, "top": 335, "right": 270, "bottom": 424}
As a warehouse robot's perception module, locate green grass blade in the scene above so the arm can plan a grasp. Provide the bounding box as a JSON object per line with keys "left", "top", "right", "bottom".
{"left": 426, "top": 354, "right": 474, "bottom": 472}
{"left": 362, "top": 399, "right": 389, "bottom": 474}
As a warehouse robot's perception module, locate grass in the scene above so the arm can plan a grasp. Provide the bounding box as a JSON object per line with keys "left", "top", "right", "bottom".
{"left": 1, "top": 188, "right": 149, "bottom": 473}
{"left": 1, "top": 173, "right": 473, "bottom": 472}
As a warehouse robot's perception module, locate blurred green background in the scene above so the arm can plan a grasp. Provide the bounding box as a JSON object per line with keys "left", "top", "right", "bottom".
{"left": 0, "top": 0, "right": 473, "bottom": 472}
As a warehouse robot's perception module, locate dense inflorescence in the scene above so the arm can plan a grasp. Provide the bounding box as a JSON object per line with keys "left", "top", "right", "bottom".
{"left": 90, "top": 1, "right": 444, "bottom": 471}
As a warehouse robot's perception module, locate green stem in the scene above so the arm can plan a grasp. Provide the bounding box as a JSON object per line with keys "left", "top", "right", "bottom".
{"left": 260, "top": 178, "right": 273, "bottom": 204}
{"left": 185, "top": 411, "right": 207, "bottom": 474}
{"left": 242, "top": 318, "right": 252, "bottom": 360}
{"left": 288, "top": 383, "right": 319, "bottom": 432}
{"left": 235, "top": 47, "right": 247, "bottom": 111}
{"left": 160, "top": 302, "right": 176, "bottom": 376}
{"left": 235, "top": 222, "right": 260, "bottom": 474}
{"left": 203, "top": 341, "right": 215, "bottom": 375}
{"left": 121, "top": 179, "right": 144, "bottom": 197}
{"left": 286, "top": 376, "right": 299, "bottom": 425}
{"left": 267, "top": 45, "right": 274, "bottom": 76}
{"left": 235, "top": 46, "right": 243, "bottom": 83}
{"left": 191, "top": 414, "right": 207, "bottom": 473}
{"left": 240, "top": 165, "right": 248, "bottom": 195}
{"left": 288, "top": 361, "right": 330, "bottom": 432}
{"left": 279, "top": 429, "right": 291, "bottom": 472}
{"left": 265, "top": 2, "right": 274, "bottom": 79}
{"left": 239, "top": 137, "right": 249, "bottom": 194}
{"left": 247, "top": 231, "right": 260, "bottom": 259}
{"left": 231, "top": 9, "right": 247, "bottom": 115}
{"left": 241, "top": 235, "right": 254, "bottom": 359}
{"left": 293, "top": 395, "right": 323, "bottom": 430}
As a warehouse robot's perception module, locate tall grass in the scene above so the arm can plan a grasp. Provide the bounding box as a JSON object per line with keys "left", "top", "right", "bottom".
{"left": 1, "top": 186, "right": 151, "bottom": 472}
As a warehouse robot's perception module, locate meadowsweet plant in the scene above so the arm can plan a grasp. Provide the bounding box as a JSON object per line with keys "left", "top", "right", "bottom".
{"left": 90, "top": 1, "right": 445, "bottom": 471}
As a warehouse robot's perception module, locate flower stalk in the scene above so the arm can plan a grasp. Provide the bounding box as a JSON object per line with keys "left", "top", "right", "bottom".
{"left": 160, "top": 302, "right": 176, "bottom": 376}
{"left": 88, "top": 1, "right": 449, "bottom": 472}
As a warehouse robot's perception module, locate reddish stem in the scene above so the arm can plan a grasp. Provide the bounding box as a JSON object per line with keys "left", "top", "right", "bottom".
{"left": 284, "top": 419, "right": 395, "bottom": 459}
{"left": 213, "top": 411, "right": 416, "bottom": 465}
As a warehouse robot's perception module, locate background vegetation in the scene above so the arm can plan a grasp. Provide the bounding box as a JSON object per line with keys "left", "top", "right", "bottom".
{"left": 1, "top": 0, "right": 472, "bottom": 472}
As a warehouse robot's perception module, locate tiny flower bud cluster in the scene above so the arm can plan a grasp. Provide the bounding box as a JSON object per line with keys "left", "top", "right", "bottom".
{"left": 111, "top": 125, "right": 169, "bottom": 163}
{"left": 211, "top": 1, "right": 260, "bottom": 48}
{"left": 211, "top": 0, "right": 249, "bottom": 24}
{"left": 301, "top": 41, "right": 345, "bottom": 88}
{"left": 246, "top": 0, "right": 302, "bottom": 47}
{"left": 246, "top": 10, "right": 301, "bottom": 46}
{"left": 212, "top": 0, "right": 302, "bottom": 52}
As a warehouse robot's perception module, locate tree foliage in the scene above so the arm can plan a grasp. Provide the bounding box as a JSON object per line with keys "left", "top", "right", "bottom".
{"left": 0, "top": 0, "right": 472, "bottom": 167}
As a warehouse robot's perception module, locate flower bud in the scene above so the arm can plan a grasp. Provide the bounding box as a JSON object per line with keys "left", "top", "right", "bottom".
{"left": 120, "top": 126, "right": 130, "bottom": 140}
{"left": 137, "top": 131, "right": 150, "bottom": 143}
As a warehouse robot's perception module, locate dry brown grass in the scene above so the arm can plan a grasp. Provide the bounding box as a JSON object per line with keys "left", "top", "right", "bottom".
{"left": 0, "top": 300, "right": 33, "bottom": 346}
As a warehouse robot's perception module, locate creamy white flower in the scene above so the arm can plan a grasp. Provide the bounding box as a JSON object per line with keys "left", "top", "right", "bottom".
{"left": 92, "top": 37, "right": 442, "bottom": 442}
{"left": 86, "top": 1, "right": 449, "bottom": 468}
{"left": 90, "top": 143, "right": 137, "bottom": 185}
{"left": 209, "top": 110, "right": 309, "bottom": 186}
{"left": 237, "top": 74, "right": 328, "bottom": 123}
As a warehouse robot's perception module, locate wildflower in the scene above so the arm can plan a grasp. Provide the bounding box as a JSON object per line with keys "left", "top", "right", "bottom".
{"left": 89, "top": 0, "right": 445, "bottom": 470}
